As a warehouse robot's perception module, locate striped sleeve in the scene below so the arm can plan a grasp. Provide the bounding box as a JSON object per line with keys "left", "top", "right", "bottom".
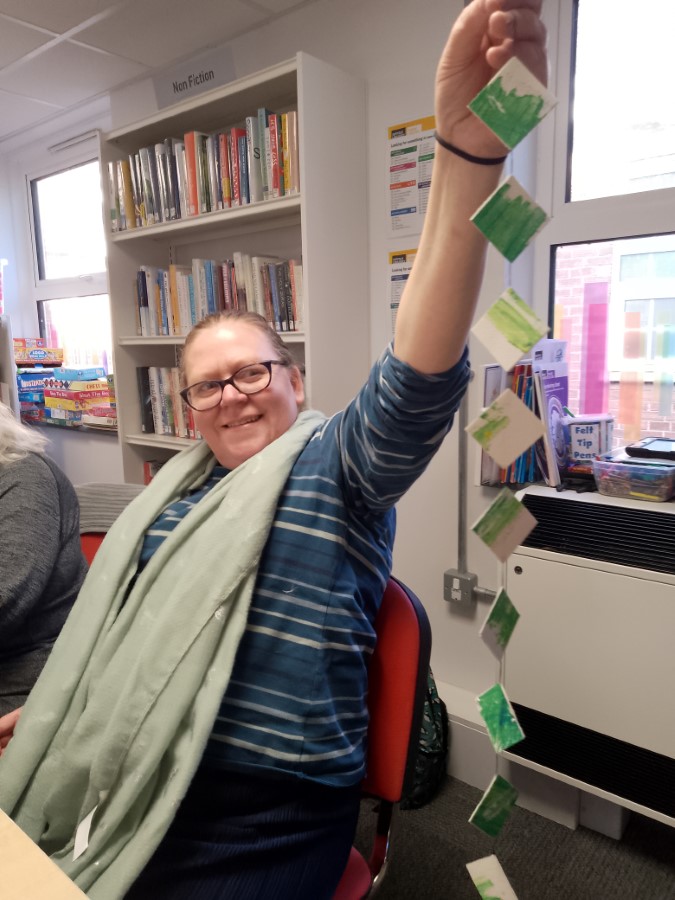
{"left": 330, "top": 343, "right": 471, "bottom": 515}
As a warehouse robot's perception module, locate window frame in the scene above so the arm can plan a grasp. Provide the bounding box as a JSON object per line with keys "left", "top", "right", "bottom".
{"left": 24, "top": 138, "right": 108, "bottom": 305}
{"left": 532, "top": 0, "right": 675, "bottom": 336}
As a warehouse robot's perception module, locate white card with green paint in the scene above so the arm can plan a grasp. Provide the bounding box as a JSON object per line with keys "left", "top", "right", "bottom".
{"left": 471, "top": 488, "right": 537, "bottom": 563}
{"left": 466, "top": 854, "right": 519, "bottom": 900}
{"left": 466, "top": 388, "right": 544, "bottom": 470}
{"left": 468, "top": 55, "right": 557, "bottom": 150}
{"left": 471, "top": 176, "right": 549, "bottom": 263}
{"left": 477, "top": 682, "right": 525, "bottom": 753}
{"left": 480, "top": 588, "right": 520, "bottom": 660}
{"left": 472, "top": 288, "right": 549, "bottom": 372}
{"left": 469, "top": 774, "right": 519, "bottom": 838}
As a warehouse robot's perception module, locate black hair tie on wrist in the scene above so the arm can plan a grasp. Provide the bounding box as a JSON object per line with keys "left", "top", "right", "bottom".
{"left": 434, "top": 131, "right": 507, "bottom": 166}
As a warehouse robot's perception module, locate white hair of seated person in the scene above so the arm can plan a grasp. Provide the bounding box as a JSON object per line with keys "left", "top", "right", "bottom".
{"left": 0, "top": 401, "right": 47, "bottom": 465}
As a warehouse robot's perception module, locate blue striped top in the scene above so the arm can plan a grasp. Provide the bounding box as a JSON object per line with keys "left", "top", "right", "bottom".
{"left": 138, "top": 344, "right": 470, "bottom": 786}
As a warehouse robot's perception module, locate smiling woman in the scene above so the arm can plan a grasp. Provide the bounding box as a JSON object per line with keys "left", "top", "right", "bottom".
{"left": 180, "top": 311, "right": 305, "bottom": 470}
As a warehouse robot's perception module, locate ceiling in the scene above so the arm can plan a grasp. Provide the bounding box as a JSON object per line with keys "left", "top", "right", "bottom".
{"left": 0, "top": 0, "right": 317, "bottom": 145}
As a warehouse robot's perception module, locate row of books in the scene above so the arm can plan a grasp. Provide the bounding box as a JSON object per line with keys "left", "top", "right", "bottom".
{"left": 134, "top": 255, "right": 303, "bottom": 337}
{"left": 137, "top": 365, "right": 199, "bottom": 440}
{"left": 480, "top": 356, "right": 569, "bottom": 487}
{"left": 108, "top": 108, "right": 299, "bottom": 232}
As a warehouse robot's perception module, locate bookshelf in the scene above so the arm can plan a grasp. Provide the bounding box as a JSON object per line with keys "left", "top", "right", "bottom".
{"left": 101, "top": 53, "right": 370, "bottom": 484}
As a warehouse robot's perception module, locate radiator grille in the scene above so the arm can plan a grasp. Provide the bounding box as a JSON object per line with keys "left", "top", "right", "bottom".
{"left": 510, "top": 704, "right": 675, "bottom": 819}
{"left": 520, "top": 494, "right": 675, "bottom": 575}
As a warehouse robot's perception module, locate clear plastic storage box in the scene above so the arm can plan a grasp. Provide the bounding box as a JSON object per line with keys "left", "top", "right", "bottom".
{"left": 592, "top": 454, "right": 675, "bottom": 502}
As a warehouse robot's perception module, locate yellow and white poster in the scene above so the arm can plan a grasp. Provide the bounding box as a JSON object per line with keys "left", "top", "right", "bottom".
{"left": 388, "top": 116, "right": 435, "bottom": 237}
{"left": 388, "top": 248, "right": 417, "bottom": 336}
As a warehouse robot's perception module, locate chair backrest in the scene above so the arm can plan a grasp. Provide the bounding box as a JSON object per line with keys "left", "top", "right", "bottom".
{"left": 80, "top": 531, "right": 106, "bottom": 565}
{"left": 75, "top": 482, "right": 146, "bottom": 565}
{"left": 362, "top": 577, "right": 432, "bottom": 802}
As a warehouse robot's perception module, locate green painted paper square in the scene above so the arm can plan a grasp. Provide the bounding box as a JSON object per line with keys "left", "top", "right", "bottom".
{"left": 469, "top": 774, "right": 519, "bottom": 837}
{"left": 471, "top": 176, "right": 548, "bottom": 262}
{"left": 480, "top": 589, "right": 520, "bottom": 659}
{"left": 468, "top": 56, "right": 557, "bottom": 150}
{"left": 477, "top": 683, "right": 525, "bottom": 752}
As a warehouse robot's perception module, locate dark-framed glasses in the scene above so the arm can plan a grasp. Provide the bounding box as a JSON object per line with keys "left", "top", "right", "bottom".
{"left": 180, "top": 360, "right": 289, "bottom": 411}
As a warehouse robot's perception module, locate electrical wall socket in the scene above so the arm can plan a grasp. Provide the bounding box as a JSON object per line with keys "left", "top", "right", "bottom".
{"left": 444, "top": 568, "right": 478, "bottom": 605}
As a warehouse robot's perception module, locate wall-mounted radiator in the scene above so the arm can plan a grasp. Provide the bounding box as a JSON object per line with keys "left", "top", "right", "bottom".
{"left": 502, "top": 485, "right": 675, "bottom": 826}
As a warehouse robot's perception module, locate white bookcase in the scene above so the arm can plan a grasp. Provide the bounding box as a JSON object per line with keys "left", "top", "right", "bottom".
{"left": 101, "top": 53, "right": 370, "bottom": 484}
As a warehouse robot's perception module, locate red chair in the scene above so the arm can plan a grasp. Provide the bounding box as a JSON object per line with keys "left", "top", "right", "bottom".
{"left": 333, "top": 577, "right": 432, "bottom": 899}
{"left": 80, "top": 531, "right": 106, "bottom": 565}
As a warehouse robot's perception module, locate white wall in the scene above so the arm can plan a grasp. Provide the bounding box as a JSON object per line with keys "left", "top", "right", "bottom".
{"left": 1, "top": 0, "right": 529, "bottom": 784}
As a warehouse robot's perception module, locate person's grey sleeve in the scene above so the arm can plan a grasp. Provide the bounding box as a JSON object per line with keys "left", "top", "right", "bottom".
{"left": 0, "top": 457, "right": 63, "bottom": 648}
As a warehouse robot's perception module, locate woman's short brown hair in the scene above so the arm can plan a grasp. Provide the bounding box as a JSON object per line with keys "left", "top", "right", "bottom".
{"left": 180, "top": 310, "right": 299, "bottom": 385}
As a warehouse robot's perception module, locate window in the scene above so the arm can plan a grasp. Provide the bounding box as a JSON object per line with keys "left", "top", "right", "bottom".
{"left": 535, "top": 0, "right": 675, "bottom": 445}
{"left": 29, "top": 158, "right": 112, "bottom": 374}
{"left": 31, "top": 161, "right": 106, "bottom": 280}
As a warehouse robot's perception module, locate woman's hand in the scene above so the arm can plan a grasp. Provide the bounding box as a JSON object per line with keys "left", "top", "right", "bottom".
{"left": 0, "top": 707, "right": 22, "bottom": 758}
{"left": 435, "top": 0, "right": 547, "bottom": 158}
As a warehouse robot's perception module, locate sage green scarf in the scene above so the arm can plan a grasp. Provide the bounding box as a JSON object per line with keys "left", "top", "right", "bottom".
{"left": 0, "top": 410, "right": 324, "bottom": 899}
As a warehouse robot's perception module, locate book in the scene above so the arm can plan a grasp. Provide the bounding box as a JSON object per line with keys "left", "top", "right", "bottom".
{"left": 217, "top": 132, "right": 232, "bottom": 208}
{"left": 238, "top": 133, "right": 250, "bottom": 205}
{"left": 206, "top": 133, "right": 222, "bottom": 210}
{"left": 283, "top": 110, "right": 300, "bottom": 195}
{"left": 257, "top": 107, "right": 273, "bottom": 199}
{"left": 280, "top": 260, "right": 295, "bottom": 331}
{"left": 173, "top": 140, "right": 188, "bottom": 219}
{"left": 140, "top": 265, "right": 160, "bottom": 336}
{"left": 154, "top": 142, "right": 172, "bottom": 222}
{"left": 288, "top": 259, "right": 303, "bottom": 332}
{"left": 106, "top": 161, "right": 120, "bottom": 232}
{"left": 136, "top": 366, "right": 155, "bottom": 433}
{"left": 183, "top": 131, "right": 201, "bottom": 216}
{"left": 138, "top": 146, "right": 159, "bottom": 225}
{"left": 230, "top": 126, "right": 247, "bottom": 206}
{"left": 127, "top": 153, "right": 144, "bottom": 227}
{"left": 245, "top": 115, "right": 264, "bottom": 203}
{"left": 117, "top": 159, "right": 137, "bottom": 230}
{"left": 195, "top": 132, "right": 211, "bottom": 214}
{"left": 268, "top": 114, "right": 284, "bottom": 198}
{"left": 147, "top": 366, "right": 165, "bottom": 435}
{"left": 169, "top": 263, "right": 191, "bottom": 334}
{"left": 268, "top": 261, "right": 287, "bottom": 331}
{"left": 251, "top": 255, "right": 280, "bottom": 318}
{"left": 159, "top": 366, "right": 175, "bottom": 435}
{"left": 533, "top": 370, "right": 569, "bottom": 487}
{"left": 191, "top": 258, "right": 211, "bottom": 321}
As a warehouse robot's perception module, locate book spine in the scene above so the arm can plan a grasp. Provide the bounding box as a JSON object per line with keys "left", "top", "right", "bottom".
{"left": 218, "top": 132, "right": 232, "bottom": 208}
{"left": 285, "top": 110, "right": 300, "bottom": 195}
{"left": 245, "top": 115, "right": 264, "bottom": 203}
{"left": 107, "top": 161, "right": 120, "bottom": 233}
{"left": 230, "top": 127, "right": 245, "bottom": 206}
{"left": 281, "top": 260, "right": 294, "bottom": 331}
{"left": 155, "top": 367, "right": 172, "bottom": 435}
{"left": 174, "top": 140, "right": 187, "bottom": 219}
{"left": 257, "top": 107, "right": 271, "bottom": 199}
{"left": 138, "top": 147, "right": 157, "bottom": 225}
{"left": 160, "top": 268, "right": 173, "bottom": 335}
{"left": 183, "top": 132, "right": 199, "bottom": 216}
{"left": 281, "top": 114, "right": 291, "bottom": 202}
{"left": 269, "top": 114, "right": 283, "bottom": 198}
{"left": 289, "top": 260, "right": 303, "bottom": 332}
{"left": 167, "top": 138, "right": 181, "bottom": 219}
{"left": 119, "top": 159, "right": 137, "bottom": 228}
{"left": 206, "top": 134, "right": 222, "bottom": 210}
{"left": 154, "top": 142, "right": 171, "bottom": 222}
